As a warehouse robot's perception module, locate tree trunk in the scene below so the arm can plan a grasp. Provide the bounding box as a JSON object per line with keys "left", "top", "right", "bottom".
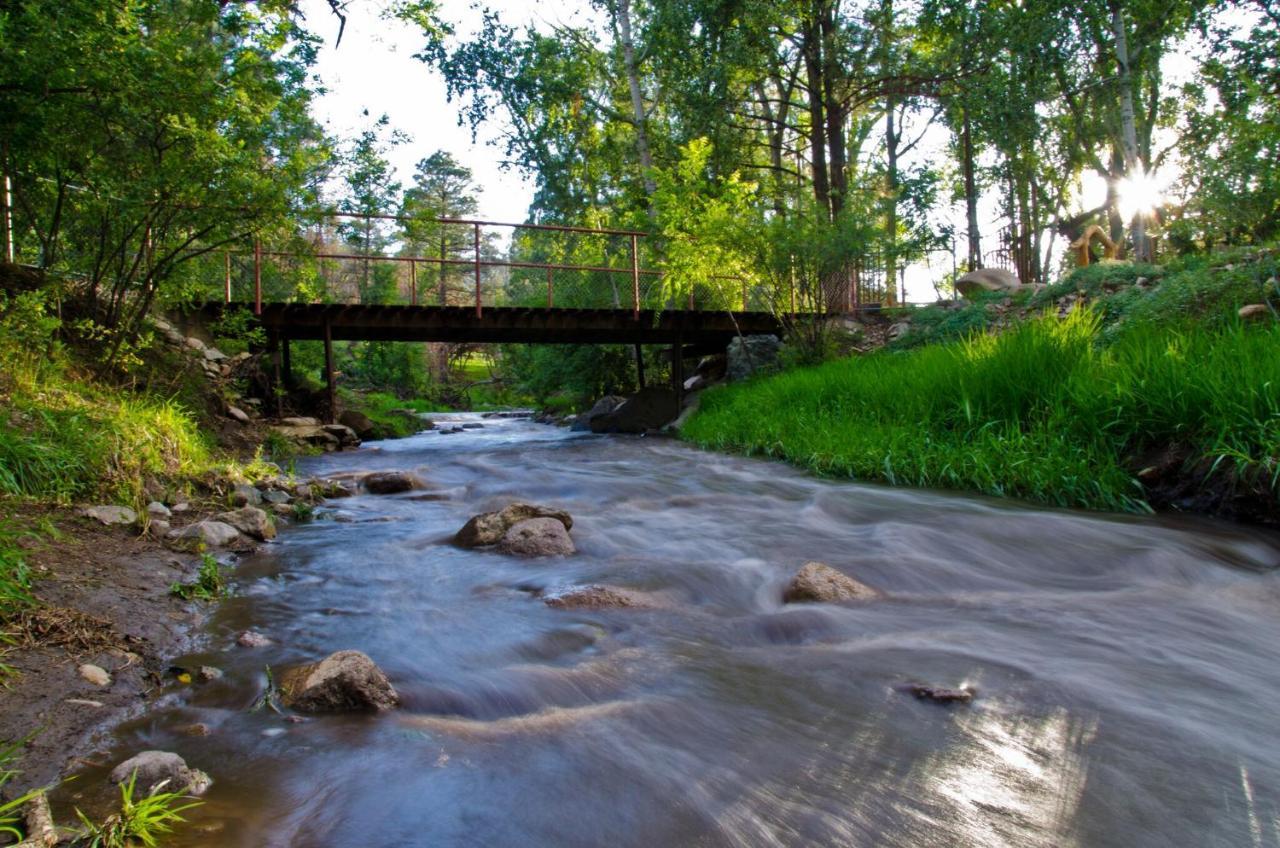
{"left": 612, "top": 0, "right": 656, "bottom": 199}
{"left": 1111, "top": 3, "right": 1149, "bottom": 262}
{"left": 884, "top": 100, "right": 900, "bottom": 305}
{"left": 961, "top": 107, "right": 981, "bottom": 271}
{"left": 803, "top": 14, "right": 831, "bottom": 219}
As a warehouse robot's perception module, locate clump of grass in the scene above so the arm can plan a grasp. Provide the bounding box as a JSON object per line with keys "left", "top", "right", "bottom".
{"left": 170, "top": 554, "right": 228, "bottom": 601}
{"left": 0, "top": 737, "right": 46, "bottom": 842}
{"left": 75, "top": 773, "right": 201, "bottom": 848}
{"left": 683, "top": 309, "right": 1280, "bottom": 514}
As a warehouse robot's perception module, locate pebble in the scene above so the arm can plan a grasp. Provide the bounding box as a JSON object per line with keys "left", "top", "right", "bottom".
{"left": 236, "top": 630, "right": 271, "bottom": 648}
{"left": 78, "top": 664, "right": 111, "bottom": 687}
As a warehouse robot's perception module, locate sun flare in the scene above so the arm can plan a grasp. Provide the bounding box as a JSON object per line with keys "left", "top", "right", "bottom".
{"left": 1116, "top": 169, "right": 1166, "bottom": 222}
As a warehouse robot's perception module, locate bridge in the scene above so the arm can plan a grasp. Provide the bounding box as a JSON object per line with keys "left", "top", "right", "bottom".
{"left": 195, "top": 212, "right": 881, "bottom": 418}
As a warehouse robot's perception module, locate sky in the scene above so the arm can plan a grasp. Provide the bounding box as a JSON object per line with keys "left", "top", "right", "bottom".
{"left": 299, "top": 0, "right": 548, "bottom": 225}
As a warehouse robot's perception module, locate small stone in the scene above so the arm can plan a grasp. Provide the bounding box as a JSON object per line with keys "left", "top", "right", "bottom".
{"left": 110, "top": 751, "right": 212, "bottom": 795}
{"left": 65, "top": 698, "right": 105, "bottom": 708}
{"left": 544, "top": 586, "right": 654, "bottom": 609}
{"left": 185, "top": 337, "right": 206, "bottom": 351}
{"left": 236, "top": 630, "right": 271, "bottom": 648}
{"left": 78, "top": 664, "right": 111, "bottom": 687}
{"left": 180, "top": 723, "right": 212, "bottom": 737}
{"left": 171, "top": 502, "right": 191, "bottom": 513}
{"left": 148, "top": 519, "right": 171, "bottom": 539}
{"left": 262, "top": 489, "right": 291, "bottom": 505}
{"left": 1238, "top": 303, "right": 1271, "bottom": 321}
{"left": 167, "top": 520, "right": 243, "bottom": 548}
{"left": 203, "top": 347, "right": 227, "bottom": 361}
{"left": 361, "top": 471, "right": 423, "bottom": 495}
{"left": 905, "top": 684, "right": 975, "bottom": 705}
{"left": 227, "top": 406, "right": 251, "bottom": 424}
{"left": 231, "top": 483, "right": 262, "bottom": 507}
{"left": 146, "top": 501, "right": 171, "bottom": 518}
{"left": 84, "top": 505, "right": 137, "bottom": 526}
{"left": 197, "top": 665, "right": 223, "bottom": 682}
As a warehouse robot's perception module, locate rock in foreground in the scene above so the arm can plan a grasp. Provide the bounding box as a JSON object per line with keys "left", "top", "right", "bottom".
{"left": 782, "top": 562, "right": 882, "bottom": 604}
{"left": 216, "top": 506, "right": 275, "bottom": 541}
{"left": 280, "top": 650, "right": 399, "bottom": 713}
{"left": 110, "top": 751, "right": 212, "bottom": 795}
{"left": 455, "top": 502, "right": 573, "bottom": 548}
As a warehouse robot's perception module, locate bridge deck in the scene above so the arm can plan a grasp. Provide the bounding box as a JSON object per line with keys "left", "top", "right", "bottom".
{"left": 201, "top": 302, "right": 784, "bottom": 346}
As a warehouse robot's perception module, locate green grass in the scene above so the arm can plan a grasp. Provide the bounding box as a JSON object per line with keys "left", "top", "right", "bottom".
{"left": 683, "top": 309, "right": 1280, "bottom": 513}
{"left": 0, "top": 737, "right": 46, "bottom": 842}
{"left": 170, "top": 554, "right": 228, "bottom": 601}
{"left": 76, "top": 772, "right": 201, "bottom": 848}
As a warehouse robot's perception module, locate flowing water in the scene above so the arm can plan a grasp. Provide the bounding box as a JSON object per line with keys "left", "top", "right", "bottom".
{"left": 76, "top": 415, "right": 1280, "bottom": 846}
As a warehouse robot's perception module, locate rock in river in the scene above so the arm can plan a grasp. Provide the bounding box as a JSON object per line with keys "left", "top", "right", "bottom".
{"left": 110, "top": 750, "right": 212, "bottom": 795}
{"left": 361, "top": 470, "right": 423, "bottom": 495}
{"left": 280, "top": 650, "right": 399, "bottom": 713}
{"left": 499, "top": 517, "right": 576, "bottom": 557}
{"left": 455, "top": 502, "right": 574, "bottom": 548}
{"left": 545, "top": 585, "right": 654, "bottom": 609}
{"left": 782, "top": 562, "right": 882, "bottom": 604}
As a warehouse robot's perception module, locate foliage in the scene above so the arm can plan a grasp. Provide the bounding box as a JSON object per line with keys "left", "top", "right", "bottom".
{"left": 0, "top": 737, "right": 46, "bottom": 842}
{"left": 170, "top": 554, "right": 229, "bottom": 602}
{"left": 75, "top": 773, "right": 201, "bottom": 848}
{"left": 683, "top": 309, "right": 1280, "bottom": 513}
{"left": 497, "top": 344, "right": 640, "bottom": 408}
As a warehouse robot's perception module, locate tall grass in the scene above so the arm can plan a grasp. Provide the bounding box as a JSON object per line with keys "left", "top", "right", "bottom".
{"left": 683, "top": 310, "right": 1280, "bottom": 513}
{"left": 0, "top": 353, "right": 212, "bottom": 505}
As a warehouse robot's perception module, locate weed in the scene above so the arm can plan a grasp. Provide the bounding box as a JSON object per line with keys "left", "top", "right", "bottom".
{"left": 75, "top": 773, "right": 201, "bottom": 848}
{"left": 169, "top": 554, "right": 228, "bottom": 601}
{"left": 0, "top": 737, "right": 46, "bottom": 842}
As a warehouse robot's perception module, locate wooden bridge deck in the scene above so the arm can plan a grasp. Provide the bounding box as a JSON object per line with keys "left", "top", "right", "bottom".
{"left": 199, "top": 302, "right": 785, "bottom": 347}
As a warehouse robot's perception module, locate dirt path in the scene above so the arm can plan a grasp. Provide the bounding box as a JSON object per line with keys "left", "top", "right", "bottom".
{"left": 0, "top": 505, "right": 210, "bottom": 793}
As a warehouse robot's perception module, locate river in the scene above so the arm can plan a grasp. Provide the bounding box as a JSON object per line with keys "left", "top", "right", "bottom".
{"left": 72, "top": 413, "right": 1280, "bottom": 846}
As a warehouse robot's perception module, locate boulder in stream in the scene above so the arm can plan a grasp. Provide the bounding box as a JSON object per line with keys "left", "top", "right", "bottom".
{"left": 280, "top": 650, "right": 400, "bottom": 713}
{"left": 361, "top": 470, "right": 423, "bottom": 495}
{"left": 782, "top": 562, "right": 883, "bottom": 604}
{"left": 110, "top": 750, "right": 212, "bottom": 796}
{"left": 498, "top": 517, "right": 576, "bottom": 557}
{"left": 904, "top": 683, "right": 975, "bottom": 705}
{"left": 455, "top": 502, "right": 573, "bottom": 548}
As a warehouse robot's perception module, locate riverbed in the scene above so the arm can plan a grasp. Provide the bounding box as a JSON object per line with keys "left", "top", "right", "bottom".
{"left": 66, "top": 413, "right": 1280, "bottom": 846}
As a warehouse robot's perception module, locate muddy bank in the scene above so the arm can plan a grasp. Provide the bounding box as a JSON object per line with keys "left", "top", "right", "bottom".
{"left": 0, "top": 505, "right": 210, "bottom": 793}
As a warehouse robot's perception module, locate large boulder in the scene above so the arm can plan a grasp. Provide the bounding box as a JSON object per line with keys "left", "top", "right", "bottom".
{"left": 110, "top": 751, "right": 212, "bottom": 796}
{"left": 589, "top": 386, "right": 680, "bottom": 434}
{"left": 216, "top": 506, "right": 276, "bottom": 541}
{"left": 361, "top": 470, "right": 423, "bottom": 495}
{"left": 455, "top": 502, "right": 574, "bottom": 548}
{"left": 167, "top": 520, "right": 244, "bottom": 548}
{"left": 271, "top": 424, "right": 341, "bottom": 451}
{"left": 279, "top": 650, "right": 399, "bottom": 713}
{"left": 955, "top": 267, "right": 1021, "bottom": 298}
{"left": 782, "top": 562, "right": 883, "bottom": 604}
{"left": 498, "top": 517, "right": 576, "bottom": 557}
{"left": 727, "top": 335, "right": 783, "bottom": 381}
{"left": 338, "top": 409, "right": 378, "bottom": 439}
{"left": 571, "top": 395, "right": 627, "bottom": 432}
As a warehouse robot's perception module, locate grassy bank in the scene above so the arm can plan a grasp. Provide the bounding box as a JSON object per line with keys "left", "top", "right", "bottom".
{"left": 683, "top": 309, "right": 1280, "bottom": 518}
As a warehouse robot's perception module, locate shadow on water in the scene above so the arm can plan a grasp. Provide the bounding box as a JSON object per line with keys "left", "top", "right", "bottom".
{"left": 61, "top": 414, "right": 1280, "bottom": 847}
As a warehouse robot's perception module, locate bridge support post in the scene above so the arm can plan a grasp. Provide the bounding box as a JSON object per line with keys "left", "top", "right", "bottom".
{"left": 269, "top": 334, "right": 283, "bottom": 420}
{"left": 323, "top": 318, "right": 336, "bottom": 424}
{"left": 634, "top": 343, "right": 645, "bottom": 390}
{"left": 671, "top": 332, "right": 684, "bottom": 405}
{"left": 281, "top": 336, "right": 293, "bottom": 389}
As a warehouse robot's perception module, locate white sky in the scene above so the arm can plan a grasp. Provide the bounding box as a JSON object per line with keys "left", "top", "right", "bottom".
{"left": 299, "top": 0, "right": 541, "bottom": 224}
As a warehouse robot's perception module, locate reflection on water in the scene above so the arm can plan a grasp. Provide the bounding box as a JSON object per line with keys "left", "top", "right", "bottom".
{"left": 60, "top": 414, "right": 1280, "bottom": 847}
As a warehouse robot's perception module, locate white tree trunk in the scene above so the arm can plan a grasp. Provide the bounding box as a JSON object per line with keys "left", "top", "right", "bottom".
{"left": 612, "top": 0, "right": 656, "bottom": 198}
{"left": 1111, "top": 5, "right": 1150, "bottom": 262}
